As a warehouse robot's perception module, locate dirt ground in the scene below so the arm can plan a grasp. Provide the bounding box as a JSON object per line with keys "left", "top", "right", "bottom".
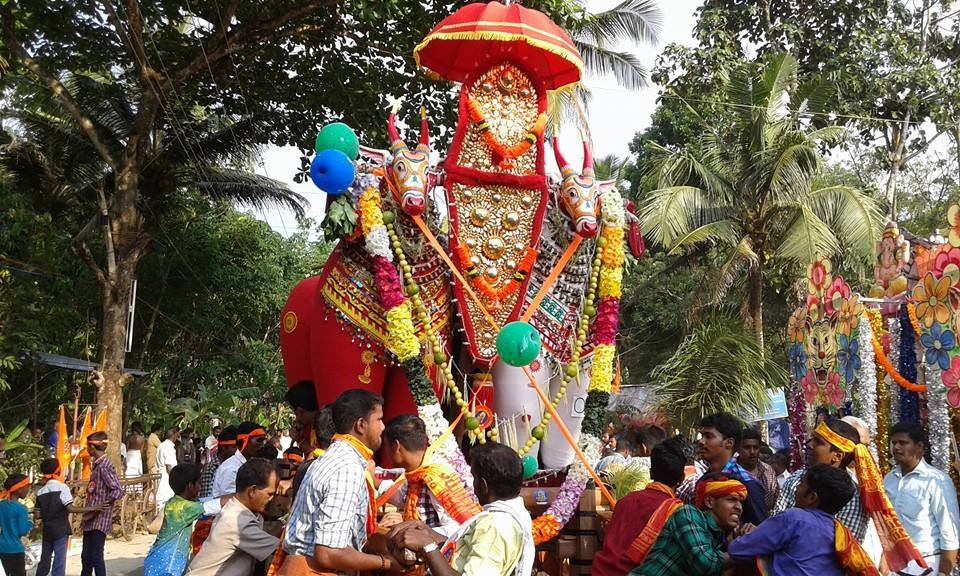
{"left": 25, "top": 532, "right": 153, "bottom": 576}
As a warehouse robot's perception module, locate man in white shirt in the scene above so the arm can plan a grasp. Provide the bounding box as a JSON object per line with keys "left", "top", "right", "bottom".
{"left": 155, "top": 426, "right": 180, "bottom": 510}
{"left": 211, "top": 422, "right": 267, "bottom": 498}
{"left": 186, "top": 458, "right": 280, "bottom": 576}
{"left": 884, "top": 422, "right": 960, "bottom": 576}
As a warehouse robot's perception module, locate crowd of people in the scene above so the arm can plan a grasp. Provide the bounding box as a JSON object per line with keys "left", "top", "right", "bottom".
{"left": 0, "top": 387, "right": 957, "bottom": 576}
{"left": 594, "top": 412, "right": 959, "bottom": 576}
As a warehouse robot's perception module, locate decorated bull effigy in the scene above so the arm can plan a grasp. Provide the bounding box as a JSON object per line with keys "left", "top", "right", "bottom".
{"left": 280, "top": 1, "right": 633, "bottom": 545}
{"left": 787, "top": 211, "right": 960, "bottom": 479}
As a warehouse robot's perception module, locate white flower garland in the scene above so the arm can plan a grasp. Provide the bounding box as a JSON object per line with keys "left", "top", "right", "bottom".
{"left": 567, "top": 434, "right": 602, "bottom": 484}
{"left": 600, "top": 188, "right": 625, "bottom": 227}
{"left": 418, "top": 403, "right": 475, "bottom": 493}
{"left": 365, "top": 224, "right": 393, "bottom": 260}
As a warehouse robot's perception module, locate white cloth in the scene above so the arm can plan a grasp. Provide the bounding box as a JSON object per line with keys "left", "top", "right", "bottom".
{"left": 124, "top": 449, "right": 143, "bottom": 477}
{"left": 205, "top": 435, "right": 217, "bottom": 451}
{"left": 211, "top": 450, "right": 246, "bottom": 498}
{"left": 156, "top": 439, "right": 178, "bottom": 506}
{"left": 444, "top": 496, "right": 534, "bottom": 576}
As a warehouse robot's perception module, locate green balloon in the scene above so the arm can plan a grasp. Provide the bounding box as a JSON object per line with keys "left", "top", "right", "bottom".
{"left": 521, "top": 454, "right": 538, "bottom": 479}
{"left": 315, "top": 122, "right": 359, "bottom": 160}
{"left": 495, "top": 321, "right": 542, "bottom": 367}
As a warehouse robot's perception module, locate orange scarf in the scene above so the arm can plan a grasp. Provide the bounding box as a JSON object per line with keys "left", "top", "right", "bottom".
{"left": 834, "top": 519, "right": 880, "bottom": 576}
{"left": 403, "top": 463, "right": 481, "bottom": 525}
{"left": 626, "top": 482, "right": 683, "bottom": 564}
{"left": 331, "top": 434, "right": 377, "bottom": 537}
{"left": 815, "top": 423, "right": 925, "bottom": 572}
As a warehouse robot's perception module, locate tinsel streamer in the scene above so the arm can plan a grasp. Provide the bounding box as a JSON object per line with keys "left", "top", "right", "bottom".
{"left": 855, "top": 315, "right": 879, "bottom": 460}
{"left": 925, "top": 365, "right": 952, "bottom": 471}
{"left": 898, "top": 304, "right": 921, "bottom": 423}
{"left": 888, "top": 317, "right": 901, "bottom": 429}
{"left": 789, "top": 381, "right": 808, "bottom": 471}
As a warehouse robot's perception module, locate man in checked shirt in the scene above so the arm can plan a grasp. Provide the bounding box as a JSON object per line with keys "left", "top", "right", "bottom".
{"left": 80, "top": 431, "right": 124, "bottom": 576}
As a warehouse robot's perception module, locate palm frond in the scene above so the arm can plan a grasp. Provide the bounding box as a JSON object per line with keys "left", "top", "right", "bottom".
{"left": 790, "top": 71, "right": 841, "bottom": 121}
{"left": 575, "top": 40, "right": 650, "bottom": 90}
{"left": 806, "top": 185, "right": 884, "bottom": 265}
{"left": 645, "top": 141, "right": 734, "bottom": 201}
{"left": 639, "top": 185, "right": 718, "bottom": 248}
{"left": 184, "top": 168, "right": 308, "bottom": 219}
{"left": 773, "top": 202, "right": 842, "bottom": 262}
{"left": 759, "top": 53, "right": 798, "bottom": 120}
{"left": 650, "top": 315, "right": 787, "bottom": 432}
{"left": 707, "top": 236, "right": 759, "bottom": 306}
{"left": 576, "top": 0, "right": 663, "bottom": 46}
{"left": 666, "top": 219, "right": 740, "bottom": 255}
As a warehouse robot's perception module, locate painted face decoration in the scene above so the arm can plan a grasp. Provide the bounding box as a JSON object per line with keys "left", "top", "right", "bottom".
{"left": 552, "top": 137, "right": 599, "bottom": 237}
{"left": 386, "top": 106, "right": 432, "bottom": 216}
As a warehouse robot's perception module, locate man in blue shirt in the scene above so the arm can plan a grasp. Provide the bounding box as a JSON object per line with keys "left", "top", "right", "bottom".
{"left": 0, "top": 473, "right": 34, "bottom": 576}
{"left": 729, "top": 464, "right": 877, "bottom": 575}
{"left": 884, "top": 422, "right": 960, "bottom": 576}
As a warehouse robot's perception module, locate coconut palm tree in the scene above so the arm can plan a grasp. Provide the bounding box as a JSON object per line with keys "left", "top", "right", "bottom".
{"left": 1, "top": 74, "right": 305, "bottom": 461}
{"left": 638, "top": 53, "right": 883, "bottom": 346}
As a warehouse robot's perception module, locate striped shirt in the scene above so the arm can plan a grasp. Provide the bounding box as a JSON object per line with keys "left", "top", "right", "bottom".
{"left": 774, "top": 468, "right": 868, "bottom": 542}
{"left": 81, "top": 455, "right": 124, "bottom": 534}
{"left": 198, "top": 452, "right": 220, "bottom": 499}
{"left": 282, "top": 439, "right": 369, "bottom": 563}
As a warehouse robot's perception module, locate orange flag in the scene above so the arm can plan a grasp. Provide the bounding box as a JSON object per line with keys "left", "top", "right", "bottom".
{"left": 78, "top": 408, "right": 94, "bottom": 480}
{"left": 55, "top": 406, "right": 70, "bottom": 480}
{"left": 93, "top": 409, "right": 107, "bottom": 433}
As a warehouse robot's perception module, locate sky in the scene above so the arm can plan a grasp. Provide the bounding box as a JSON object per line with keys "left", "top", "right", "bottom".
{"left": 253, "top": 0, "right": 705, "bottom": 235}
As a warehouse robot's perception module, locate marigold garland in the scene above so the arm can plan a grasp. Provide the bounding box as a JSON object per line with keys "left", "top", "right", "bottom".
{"left": 454, "top": 244, "right": 538, "bottom": 308}
{"left": 598, "top": 267, "right": 623, "bottom": 298}
{"left": 589, "top": 344, "right": 616, "bottom": 393}
{"left": 385, "top": 303, "right": 421, "bottom": 362}
{"left": 866, "top": 310, "right": 927, "bottom": 393}
{"left": 467, "top": 97, "right": 547, "bottom": 170}
{"left": 906, "top": 302, "right": 924, "bottom": 338}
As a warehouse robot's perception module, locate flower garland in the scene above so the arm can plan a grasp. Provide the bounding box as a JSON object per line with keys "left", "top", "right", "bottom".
{"left": 906, "top": 303, "right": 924, "bottom": 338}
{"left": 358, "top": 187, "right": 421, "bottom": 361}
{"left": 453, "top": 244, "right": 538, "bottom": 310}
{"left": 788, "top": 382, "right": 808, "bottom": 472}
{"left": 467, "top": 97, "right": 547, "bottom": 170}
{"left": 528, "top": 188, "right": 625, "bottom": 544}
{"left": 898, "top": 303, "right": 922, "bottom": 423}
{"left": 357, "top": 185, "right": 477, "bottom": 494}
{"left": 926, "top": 365, "right": 952, "bottom": 471}
{"left": 855, "top": 315, "right": 879, "bottom": 461}
{"left": 589, "top": 188, "right": 625, "bottom": 394}
{"left": 866, "top": 309, "right": 926, "bottom": 393}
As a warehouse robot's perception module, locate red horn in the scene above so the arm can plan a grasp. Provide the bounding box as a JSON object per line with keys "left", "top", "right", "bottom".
{"left": 419, "top": 106, "right": 429, "bottom": 148}
{"left": 387, "top": 111, "right": 403, "bottom": 147}
{"left": 552, "top": 137, "right": 571, "bottom": 172}
{"left": 582, "top": 139, "right": 593, "bottom": 173}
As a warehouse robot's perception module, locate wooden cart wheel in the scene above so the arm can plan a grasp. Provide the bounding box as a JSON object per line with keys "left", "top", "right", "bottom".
{"left": 119, "top": 492, "right": 134, "bottom": 541}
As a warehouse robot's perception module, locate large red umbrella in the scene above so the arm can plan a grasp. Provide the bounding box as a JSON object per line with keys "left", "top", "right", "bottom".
{"left": 414, "top": 1, "right": 584, "bottom": 90}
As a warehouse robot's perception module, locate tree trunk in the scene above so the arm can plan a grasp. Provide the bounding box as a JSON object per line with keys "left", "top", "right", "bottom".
{"left": 95, "top": 162, "right": 148, "bottom": 469}
{"left": 748, "top": 264, "right": 764, "bottom": 350}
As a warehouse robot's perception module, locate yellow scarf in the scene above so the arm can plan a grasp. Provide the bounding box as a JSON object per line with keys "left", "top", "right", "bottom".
{"left": 814, "top": 423, "right": 925, "bottom": 572}
{"left": 332, "top": 434, "right": 377, "bottom": 536}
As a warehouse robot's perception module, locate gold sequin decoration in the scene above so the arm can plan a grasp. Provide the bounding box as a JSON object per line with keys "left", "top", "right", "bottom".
{"left": 457, "top": 63, "right": 538, "bottom": 175}
{"left": 451, "top": 182, "right": 541, "bottom": 358}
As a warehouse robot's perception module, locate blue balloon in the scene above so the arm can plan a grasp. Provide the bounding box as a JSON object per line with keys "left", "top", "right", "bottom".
{"left": 310, "top": 149, "right": 355, "bottom": 195}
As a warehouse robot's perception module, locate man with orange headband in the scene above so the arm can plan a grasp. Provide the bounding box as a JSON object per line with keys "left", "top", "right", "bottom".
{"left": 80, "top": 431, "right": 124, "bottom": 576}
{"left": 0, "top": 473, "right": 33, "bottom": 576}
{"left": 629, "top": 472, "right": 747, "bottom": 576}
{"left": 200, "top": 426, "right": 238, "bottom": 499}
{"left": 212, "top": 422, "right": 268, "bottom": 498}
{"left": 775, "top": 418, "right": 927, "bottom": 574}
